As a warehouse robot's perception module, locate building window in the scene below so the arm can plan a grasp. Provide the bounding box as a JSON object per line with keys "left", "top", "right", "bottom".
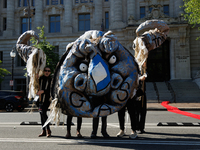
{"left": 17, "top": 55, "right": 26, "bottom": 66}
{"left": 3, "top": 0, "right": 7, "bottom": 8}
{"left": 21, "top": 18, "right": 31, "bottom": 34}
{"left": 81, "top": 0, "right": 92, "bottom": 3}
{"left": 0, "top": 52, "right": 3, "bottom": 61}
{"left": 164, "top": 5, "right": 169, "bottom": 16}
{"left": 105, "top": 12, "right": 109, "bottom": 29}
{"left": 23, "top": 0, "right": 28, "bottom": 6}
{"left": 49, "top": 16, "right": 60, "bottom": 33}
{"left": 105, "top": 0, "right": 108, "bottom": 1}
{"left": 78, "top": 14, "right": 90, "bottom": 31}
{"left": 18, "top": 0, "right": 21, "bottom": 7}
{"left": 16, "top": 79, "right": 26, "bottom": 95}
{"left": 75, "top": 0, "right": 93, "bottom": 3}
{"left": 51, "top": 0, "right": 58, "bottom": 5}
{"left": 22, "top": 0, "right": 34, "bottom": 6}
{"left": 32, "top": 0, "right": 35, "bottom": 6}
{"left": 149, "top": 7, "right": 153, "bottom": 13}
{"left": 46, "top": 0, "right": 49, "bottom": 5}
{"left": 60, "top": 0, "right": 63, "bottom": 4}
{"left": 3, "top": 18, "right": 6, "bottom": 31}
{"left": 140, "top": 6, "right": 145, "bottom": 18}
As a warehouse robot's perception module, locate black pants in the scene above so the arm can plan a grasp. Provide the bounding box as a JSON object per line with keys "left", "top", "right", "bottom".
{"left": 67, "top": 116, "right": 82, "bottom": 131}
{"left": 92, "top": 116, "right": 107, "bottom": 135}
{"left": 39, "top": 105, "right": 50, "bottom": 130}
{"left": 135, "top": 94, "right": 147, "bottom": 131}
{"left": 118, "top": 98, "right": 137, "bottom": 131}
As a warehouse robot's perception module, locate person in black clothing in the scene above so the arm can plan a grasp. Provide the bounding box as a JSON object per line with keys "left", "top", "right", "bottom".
{"left": 91, "top": 116, "right": 109, "bottom": 138}
{"left": 37, "top": 67, "right": 52, "bottom": 137}
{"left": 66, "top": 116, "right": 82, "bottom": 138}
{"left": 116, "top": 97, "right": 138, "bottom": 139}
{"left": 135, "top": 61, "right": 147, "bottom": 134}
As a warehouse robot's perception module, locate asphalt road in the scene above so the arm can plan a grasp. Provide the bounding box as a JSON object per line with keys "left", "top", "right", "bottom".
{"left": 0, "top": 110, "right": 200, "bottom": 150}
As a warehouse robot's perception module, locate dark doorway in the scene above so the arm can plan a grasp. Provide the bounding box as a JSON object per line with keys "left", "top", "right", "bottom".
{"left": 146, "top": 40, "right": 170, "bottom": 82}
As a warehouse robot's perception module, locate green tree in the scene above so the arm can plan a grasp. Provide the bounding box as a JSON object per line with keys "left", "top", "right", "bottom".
{"left": 30, "top": 26, "right": 59, "bottom": 73}
{"left": 182, "top": 0, "right": 200, "bottom": 40}
{"left": 0, "top": 60, "right": 10, "bottom": 83}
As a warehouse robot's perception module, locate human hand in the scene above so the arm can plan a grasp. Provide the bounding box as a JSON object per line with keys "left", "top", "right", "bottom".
{"left": 140, "top": 76, "right": 146, "bottom": 81}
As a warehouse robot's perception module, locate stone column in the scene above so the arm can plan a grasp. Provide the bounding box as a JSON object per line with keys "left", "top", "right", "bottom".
{"left": 127, "top": 0, "right": 135, "bottom": 19}
{"left": 114, "top": 0, "right": 122, "bottom": 22}
{"left": 64, "top": 0, "right": 72, "bottom": 33}
{"left": 35, "top": 0, "right": 43, "bottom": 30}
{"left": 110, "top": 0, "right": 125, "bottom": 29}
{"left": 169, "top": 0, "right": 174, "bottom": 17}
{"left": 109, "top": 0, "right": 114, "bottom": 26}
{"left": 94, "top": 0, "right": 102, "bottom": 28}
{"left": 4, "top": 0, "right": 15, "bottom": 36}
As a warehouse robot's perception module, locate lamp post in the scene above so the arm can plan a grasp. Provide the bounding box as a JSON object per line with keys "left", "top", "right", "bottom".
{"left": 10, "top": 49, "right": 16, "bottom": 90}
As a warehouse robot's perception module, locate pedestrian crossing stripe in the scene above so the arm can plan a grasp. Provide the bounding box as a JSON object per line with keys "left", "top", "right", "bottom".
{"left": 157, "top": 122, "right": 200, "bottom": 126}
{"left": 20, "top": 122, "right": 74, "bottom": 125}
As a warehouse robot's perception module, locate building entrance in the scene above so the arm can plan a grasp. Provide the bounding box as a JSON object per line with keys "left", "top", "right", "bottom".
{"left": 146, "top": 40, "right": 170, "bottom": 82}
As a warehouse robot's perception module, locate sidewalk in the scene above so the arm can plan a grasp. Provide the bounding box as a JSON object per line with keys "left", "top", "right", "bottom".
{"left": 147, "top": 102, "right": 200, "bottom": 111}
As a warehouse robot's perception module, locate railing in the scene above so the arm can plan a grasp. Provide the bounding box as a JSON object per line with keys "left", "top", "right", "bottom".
{"left": 165, "top": 81, "right": 176, "bottom": 103}
{"left": 152, "top": 82, "right": 160, "bottom": 103}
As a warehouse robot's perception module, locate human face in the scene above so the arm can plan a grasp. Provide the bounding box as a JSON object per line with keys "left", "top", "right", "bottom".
{"left": 44, "top": 68, "right": 51, "bottom": 77}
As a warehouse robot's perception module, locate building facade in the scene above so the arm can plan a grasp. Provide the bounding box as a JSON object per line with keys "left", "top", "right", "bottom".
{"left": 0, "top": 0, "right": 200, "bottom": 93}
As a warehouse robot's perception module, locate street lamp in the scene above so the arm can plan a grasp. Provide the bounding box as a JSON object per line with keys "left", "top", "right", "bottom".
{"left": 10, "top": 49, "right": 16, "bottom": 90}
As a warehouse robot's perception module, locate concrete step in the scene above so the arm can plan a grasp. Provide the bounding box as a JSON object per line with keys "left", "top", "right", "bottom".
{"left": 169, "top": 80, "right": 200, "bottom": 102}
{"left": 146, "top": 82, "right": 157, "bottom": 101}
{"left": 155, "top": 82, "right": 172, "bottom": 102}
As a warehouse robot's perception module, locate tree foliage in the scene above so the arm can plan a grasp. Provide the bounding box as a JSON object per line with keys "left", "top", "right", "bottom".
{"left": 0, "top": 60, "right": 10, "bottom": 83}
{"left": 30, "top": 26, "right": 59, "bottom": 73}
{"left": 182, "top": 0, "right": 200, "bottom": 40}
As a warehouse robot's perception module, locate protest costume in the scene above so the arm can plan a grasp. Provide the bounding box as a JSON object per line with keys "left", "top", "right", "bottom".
{"left": 132, "top": 20, "right": 169, "bottom": 134}
{"left": 44, "top": 30, "right": 139, "bottom": 124}
{"left": 15, "top": 20, "right": 169, "bottom": 135}
{"left": 117, "top": 20, "right": 169, "bottom": 139}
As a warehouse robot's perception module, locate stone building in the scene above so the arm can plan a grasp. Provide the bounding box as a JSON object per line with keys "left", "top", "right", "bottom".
{"left": 0, "top": 0, "right": 200, "bottom": 94}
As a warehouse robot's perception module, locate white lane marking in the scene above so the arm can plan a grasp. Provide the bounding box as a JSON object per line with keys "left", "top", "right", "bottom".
{"left": 0, "top": 138, "right": 200, "bottom": 145}
{"left": 177, "top": 123, "right": 183, "bottom": 125}
{"left": 193, "top": 123, "right": 200, "bottom": 125}
{"left": 0, "top": 122, "right": 199, "bottom": 129}
{"left": 107, "top": 123, "right": 119, "bottom": 128}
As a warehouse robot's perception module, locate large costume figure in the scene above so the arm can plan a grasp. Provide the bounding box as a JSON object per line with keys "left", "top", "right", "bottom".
{"left": 15, "top": 20, "right": 169, "bottom": 127}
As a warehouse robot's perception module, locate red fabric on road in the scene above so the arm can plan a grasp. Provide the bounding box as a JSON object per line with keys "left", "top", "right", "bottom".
{"left": 161, "top": 101, "right": 200, "bottom": 120}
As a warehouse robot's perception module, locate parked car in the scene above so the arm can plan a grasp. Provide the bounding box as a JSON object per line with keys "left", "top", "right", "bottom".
{"left": 0, "top": 90, "right": 29, "bottom": 112}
